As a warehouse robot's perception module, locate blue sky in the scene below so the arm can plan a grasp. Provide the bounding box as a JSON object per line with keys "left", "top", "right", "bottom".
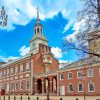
{"left": 0, "top": 0, "right": 83, "bottom": 63}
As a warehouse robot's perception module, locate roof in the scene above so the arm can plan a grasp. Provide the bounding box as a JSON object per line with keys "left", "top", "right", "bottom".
{"left": 60, "top": 57, "right": 100, "bottom": 70}
{"left": 0, "top": 53, "right": 31, "bottom": 68}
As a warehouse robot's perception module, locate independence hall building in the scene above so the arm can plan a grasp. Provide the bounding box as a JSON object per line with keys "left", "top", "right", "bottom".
{"left": 0, "top": 9, "right": 100, "bottom": 96}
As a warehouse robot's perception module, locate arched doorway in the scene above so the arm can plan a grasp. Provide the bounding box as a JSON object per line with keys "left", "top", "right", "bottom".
{"left": 37, "top": 79, "right": 42, "bottom": 93}
{"left": 52, "top": 77, "right": 57, "bottom": 93}
{"left": 44, "top": 78, "right": 50, "bottom": 93}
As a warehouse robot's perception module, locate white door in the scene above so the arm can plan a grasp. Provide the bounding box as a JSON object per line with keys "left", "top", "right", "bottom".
{"left": 60, "top": 86, "right": 65, "bottom": 95}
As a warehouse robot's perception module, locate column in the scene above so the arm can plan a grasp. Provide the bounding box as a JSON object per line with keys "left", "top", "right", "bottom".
{"left": 42, "top": 81, "right": 44, "bottom": 93}
{"left": 50, "top": 80, "right": 52, "bottom": 93}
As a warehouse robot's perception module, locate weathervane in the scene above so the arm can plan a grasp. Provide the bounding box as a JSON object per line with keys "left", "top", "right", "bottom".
{"left": 0, "top": 6, "right": 8, "bottom": 27}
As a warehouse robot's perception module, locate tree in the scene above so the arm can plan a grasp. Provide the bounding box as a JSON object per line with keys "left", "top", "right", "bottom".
{"left": 63, "top": 0, "right": 100, "bottom": 59}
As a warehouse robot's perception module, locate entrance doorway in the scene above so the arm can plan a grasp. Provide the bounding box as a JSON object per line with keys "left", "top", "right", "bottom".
{"left": 37, "top": 79, "right": 42, "bottom": 93}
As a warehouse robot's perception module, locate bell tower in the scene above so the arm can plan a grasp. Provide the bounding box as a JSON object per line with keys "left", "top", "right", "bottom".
{"left": 34, "top": 8, "right": 43, "bottom": 35}
{"left": 30, "top": 8, "right": 48, "bottom": 51}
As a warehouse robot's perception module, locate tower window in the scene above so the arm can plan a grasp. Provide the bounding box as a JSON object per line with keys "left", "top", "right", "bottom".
{"left": 37, "top": 28, "right": 39, "bottom": 33}
{"left": 35, "top": 29, "right": 36, "bottom": 34}
{"left": 41, "top": 28, "right": 42, "bottom": 34}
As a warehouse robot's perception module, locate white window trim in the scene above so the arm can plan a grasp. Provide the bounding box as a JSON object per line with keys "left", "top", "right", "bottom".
{"left": 7, "top": 68, "right": 10, "bottom": 76}
{"left": 26, "top": 80, "right": 30, "bottom": 90}
{"left": 68, "top": 72, "right": 73, "bottom": 79}
{"left": 20, "top": 81, "right": 23, "bottom": 90}
{"left": 78, "top": 83, "right": 83, "bottom": 92}
{"left": 87, "top": 68, "right": 94, "bottom": 77}
{"left": 60, "top": 73, "right": 64, "bottom": 80}
{"left": 10, "top": 82, "right": 14, "bottom": 91}
{"left": 15, "top": 81, "right": 18, "bottom": 90}
{"left": 68, "top": 84, "right": 73, "bottom": 92}
{"left": 26, "top": 62, "right": 30, "bottom": 72}
{"left": 88, "top": 82, "right": 95, "bottom": 92}
{"left": 10, "top": 67, "right": 14, "bottom": 75}
{"left": 77, "top": 70, "right": 82, "bottom": 78}
{"left": 15, "top": 66, "right": 18, "bottom": 74}
{"left": 20, "top": 64, "right": 24, "bottom": 73}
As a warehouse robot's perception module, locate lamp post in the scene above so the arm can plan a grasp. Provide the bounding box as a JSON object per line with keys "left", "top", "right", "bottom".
{"left": 46, "top": 86, "right": 49, "bottom": 100}
{"left": 82, "top": 74, "right": 86, "bottom": 100}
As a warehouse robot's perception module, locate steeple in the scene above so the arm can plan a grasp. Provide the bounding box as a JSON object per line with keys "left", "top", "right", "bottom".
{"left": 34, "top": 7, "right": 43, "bottom": 35}
{"left": 30, "top": 8, "right": 48, "bottom": 51}
{"left": 36, "top": 7, "right": 40, "bottom": 24}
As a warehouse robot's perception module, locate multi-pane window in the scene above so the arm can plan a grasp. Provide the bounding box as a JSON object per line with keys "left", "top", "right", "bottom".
{"left": 7, "top": 68, "right": 9, "bottom": 76}
{"left": 15, "top": 66, "right": 18, "bottom": 74}
{"left": 78, "top": 84, "right": 83, "bottom": 92}
{"left": 68, "top": 72, "right": 72, "bottom": 79}
{"left": 60, "top": 73, "right": 64, "bottom": 80}
{"left": 1, "top": 71, "right": 3, "bottom": 77}
{"left": 20, "top": 64, "right": 24, "bottom": 73}
{"left": 88, "top": 82, "right": 94, "bottom": 92}
{"left": 88, "top": 68, "right": 94, "bottom": 77}
{"left": 4, "top": 69, "right": 7, "bottom": 76}
{"left": 1, "top": 84, "right": 4, "bottom": 89}
{"left": 10, "top": 67, "right": 14, "bottom": 74}
{"left": 20, "top": 81, "right": 24, "bottom": 90}
{"left": 15, "top": 82, "right": 18, "bottom": 90}
{"left": 26, "top": 62, "right": 30, "bottom": 71}
{"left": 77, "top": 70, "right": 82, "bottom": 78}
{"left": 69, "top": 84, "right": 73, "bottom": 92}
{"left": 26, "top": 80, "right": 30, "bottom": 90}
{"left": 0, "top": 71, "right": 1, "bottom": 78}
{"left": 4, "top": 83, "right": 7, "bottom": 90}
{"left": 10, "top": 82, "right": 14, "bottom": 91}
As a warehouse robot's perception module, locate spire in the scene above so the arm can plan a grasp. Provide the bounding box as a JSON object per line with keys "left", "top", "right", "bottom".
{"left": 36, "top": 7, "right": 40, "bottom": 24}
{"left": 37, "top": 7, "right": 39, "bottom": 19}
{"left": 34, "top": 7, "right": 43, "bottom": 35}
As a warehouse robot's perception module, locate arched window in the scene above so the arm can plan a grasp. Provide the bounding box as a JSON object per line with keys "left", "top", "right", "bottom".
{"left": 35, "top": 29, "right": 36, "bottom": 34}
{"left": 41, "top": 28, "right": 42, "bottom": 34}
{"left": 37, "top": 28, "right": 39, "bottom": 33}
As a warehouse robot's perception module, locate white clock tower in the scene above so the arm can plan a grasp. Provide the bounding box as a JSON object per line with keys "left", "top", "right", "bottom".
{"left": 30, "top": 8, "right": 48, "bottom": 51}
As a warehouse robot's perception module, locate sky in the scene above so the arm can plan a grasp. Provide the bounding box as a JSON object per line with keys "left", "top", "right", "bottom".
{"left": 0, "top": 0, "right": 83, "bottom": 63}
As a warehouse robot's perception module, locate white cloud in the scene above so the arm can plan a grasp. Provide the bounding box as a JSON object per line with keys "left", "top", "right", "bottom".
{"left": 59, "top": 59, "right": 72, "bottom": 68}
{"left": 0, "top": 45, "right": 30, "bottom": 62}
{"left": 65, "top": 19, "right": 86, "bottom": 41}
{"left": 62, "top": 20, "right": 74, "bottom": 33}
{"left": 51, "top": 47, "right": 63, "bottom": 59}
{"left": 72, "top": 19, "right": 86, "bottom": 31}
{"left": 59, "top": 59, "right": 72, "bottom": 63}
{"left": 0, "top": 0, "right": 81, "bottom": 31}
{"left": 19, "top": 45, "right": 30, "bottom": 56}
{"left": 0, "top": 55, "right": 18, "bottom": 62}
